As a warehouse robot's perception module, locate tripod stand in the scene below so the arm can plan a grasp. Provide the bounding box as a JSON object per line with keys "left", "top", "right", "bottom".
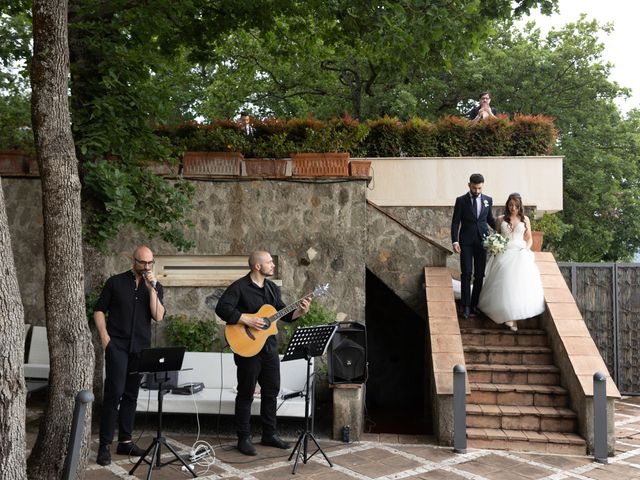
{"left": 129, "top": 371, "right": 197, "bottom": 479}
{"left": 283, "top": 324, "right": 337, "bottom": 474}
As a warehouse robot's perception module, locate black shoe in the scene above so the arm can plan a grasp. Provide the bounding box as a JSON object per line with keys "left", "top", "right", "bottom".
{"left": 237, "top": 437, "right": 257, "bottom": 456}
{"left": 261, "top": 434, "right": 291, "bottom": 449}
{"left": 116, "top": 441, "right": 146, "bottom": 457}
{"left": 96, "top": 444, "right": 111, "bottom": 466}
{"left": 463, "top": 306, "right": 471, "bottom": 319}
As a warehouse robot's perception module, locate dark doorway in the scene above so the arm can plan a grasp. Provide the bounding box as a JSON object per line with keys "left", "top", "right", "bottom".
{"left": 365, "top": 269, "right": 432, "bottom": 434}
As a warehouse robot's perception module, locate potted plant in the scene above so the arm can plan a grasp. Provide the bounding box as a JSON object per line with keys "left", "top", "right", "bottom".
{"left": 165, "top": 314, "right": 219, "bottom": 352}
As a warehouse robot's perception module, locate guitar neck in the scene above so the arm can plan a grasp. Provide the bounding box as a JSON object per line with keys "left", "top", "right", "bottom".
{"left": 271, "top": 291, "right": 314, "bottom": 321}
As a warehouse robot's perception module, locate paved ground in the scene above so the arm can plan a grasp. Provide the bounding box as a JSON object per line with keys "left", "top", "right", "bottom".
{"left": 28, "top": 396, "right": 640, "bottom": 479}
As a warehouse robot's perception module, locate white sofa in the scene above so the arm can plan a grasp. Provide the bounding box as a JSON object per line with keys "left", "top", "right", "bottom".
{"left": 24, "top": 325, "right": 50, "bottom": 380}
{"left": 136, "top": 352, "right": 313, "bottom": 418}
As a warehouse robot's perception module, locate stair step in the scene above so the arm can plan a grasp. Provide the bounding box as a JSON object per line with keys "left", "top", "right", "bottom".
{"left": 464, "top": 345, "right": 553, "bottom": 365}
{"left": 466, "top": 363, "right": 560, "bottom": 385}
{"left": 468, "top": 382, "right": 569, "bottom": 407}
{"left": 458, "top": 317, "right": 540, "bottom": 330}
{"left": 462, "top": 328, "right": 548, "bottom": 347}
{"left": 467, "top": 428, "right": 587, "bottom": 455}
{"left": 467, "top": 404, "right": 577, "bottom": 431}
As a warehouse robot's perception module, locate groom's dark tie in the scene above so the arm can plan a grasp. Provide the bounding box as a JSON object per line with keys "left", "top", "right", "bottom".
{"left": 473, "top": 195, "right": 478, "bottom": 218}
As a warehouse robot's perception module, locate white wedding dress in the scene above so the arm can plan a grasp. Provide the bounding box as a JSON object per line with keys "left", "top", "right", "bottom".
{"left": 477, "top": 221, "right": 545, "bottom": 324}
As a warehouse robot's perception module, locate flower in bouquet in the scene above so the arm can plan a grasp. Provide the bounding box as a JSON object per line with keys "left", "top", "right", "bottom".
{"left": 483, "top": 232, "right": 508, "bottom": 254}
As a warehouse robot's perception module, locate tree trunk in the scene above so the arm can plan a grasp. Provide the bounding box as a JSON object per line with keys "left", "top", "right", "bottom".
{"left": 28, "top": 1, "right": 95, "bottom": 479}
{"left": 0, "top": 183, "right": 28, "bottom": 480}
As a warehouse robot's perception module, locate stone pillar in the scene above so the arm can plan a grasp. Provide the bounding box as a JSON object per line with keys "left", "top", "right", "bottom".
{"left": 332, "top": 383, "right": 364, "bottom": 442}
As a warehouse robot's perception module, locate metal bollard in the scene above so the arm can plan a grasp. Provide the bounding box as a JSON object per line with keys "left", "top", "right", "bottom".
{"left": 593, "top": 372, "right": 608, "bottom": 464}
{"left": 453, "top": 364, "right": 467, "bottom": 453}
{"left": 63, "top": 389, "right": 95, "bottom": 480}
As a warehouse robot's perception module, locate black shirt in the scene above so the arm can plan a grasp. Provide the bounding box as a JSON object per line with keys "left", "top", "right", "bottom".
{"left": 94, "top": 270, "right": 164, "bottom": 352}
{"left": 215, "top": 274, "right": 295, "bottom": 324}
{"left": 215, "top": 274, "right": 295, "bottom": 351}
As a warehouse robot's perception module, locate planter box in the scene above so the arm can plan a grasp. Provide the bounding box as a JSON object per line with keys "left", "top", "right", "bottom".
{"left": 349, "top": 160, "right": 371, "bottom": 177}
{"left": 531, "top": 230, "right": 544, "bottom": 252}
{"left": 182, "top": 151, "right": 242, "bottom": 177}
{"left": 291, "top": 152, "right": 349, "bottom": 177}
{"left": 0, "top": 151, "right": 32, "bottom": 176}
{"left": 244, "top": 159, "right": 288, "bottom": 177}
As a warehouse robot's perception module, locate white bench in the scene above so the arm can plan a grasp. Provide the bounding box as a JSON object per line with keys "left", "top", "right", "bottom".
{"left": 24, "top": 325, "right": 50, "bottom": 380}
{"left": 136, "top": 352, "right": 312, "bottom": 418}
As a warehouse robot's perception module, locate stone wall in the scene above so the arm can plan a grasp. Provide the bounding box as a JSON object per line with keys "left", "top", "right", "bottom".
{"left": 2, "top": 177, "right": 368, "bottom": 330}
{"left": 2, "top": 177, "right": 45, "bottom": 326}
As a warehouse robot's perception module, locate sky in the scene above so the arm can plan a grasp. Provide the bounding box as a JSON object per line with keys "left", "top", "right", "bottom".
{"left": 518, "top": 0, "right": 639, "bottom": 114}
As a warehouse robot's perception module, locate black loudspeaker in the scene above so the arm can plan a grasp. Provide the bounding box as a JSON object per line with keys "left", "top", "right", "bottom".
{"left": 328, "top": 321, "right": 367, "bottom": 384}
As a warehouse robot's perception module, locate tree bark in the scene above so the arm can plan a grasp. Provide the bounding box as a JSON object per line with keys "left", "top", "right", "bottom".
{"left": 28, "top": 1, "right": 95, "bottom": 479}
{"left": 0, "top": 183, "right": 28, "bottom": 480}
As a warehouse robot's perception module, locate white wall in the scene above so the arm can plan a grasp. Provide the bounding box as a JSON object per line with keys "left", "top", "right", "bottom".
{"left": 363, "top": 156, "right": 563, "bottom": 213}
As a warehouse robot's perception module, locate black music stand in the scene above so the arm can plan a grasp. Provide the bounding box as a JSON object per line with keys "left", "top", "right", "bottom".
{"left": 129, "top": 347, "right": 197, "bottom": 479}
{"left": 283, "top": 324, "right": 337, "bottom": 474}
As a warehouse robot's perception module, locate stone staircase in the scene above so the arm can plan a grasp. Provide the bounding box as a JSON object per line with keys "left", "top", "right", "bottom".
{"left": 460, "top": 315, "right": 587, "bottom": 454}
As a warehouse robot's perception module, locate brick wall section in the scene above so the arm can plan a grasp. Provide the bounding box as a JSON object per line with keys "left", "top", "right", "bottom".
{"left": 536, "top": 251, "right": 620, "bottom": 454}
{"left": 424, "top": 266, "right": 467, "bottom": 446}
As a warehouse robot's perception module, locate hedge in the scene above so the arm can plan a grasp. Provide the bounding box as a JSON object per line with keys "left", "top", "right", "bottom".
{"left": 154, "top": 114, "right": 557, "bottom": 158}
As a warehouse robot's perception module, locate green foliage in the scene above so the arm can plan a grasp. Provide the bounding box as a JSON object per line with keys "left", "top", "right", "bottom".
{"left": 434, "top": 116, "right": 471, "bottom": 157}
{"left": 364, "top": 116, "right": 403, "bottom": 157}
{"left": 82, "top": 159, "right": 195, "bottom": 252}
{"left": 401, "top": 118, "right": 438, "bottom": 157}
{"left": 156, "top": 115, "right": 556, "bottom": 158}
{"left": 156, "top": 121, "right": 250, "bottom": 153}
{"left": 165, "top": 314, "right": 218, "bottom": 352}
{"left": 530, "top": 212, "right": 573, "bottom": 253}
{"left": 85, "top": 282, "right": 104, "bottom": 324}
{"left": 279, "top": 302, "right": 337, "bottom": 354}
{"left": 510, "top": 114, "right": 557, "bottom": 156}
{"left": 468, "top": 115, "right": 512, "bottom": 156}
{"left": 196, "top": 1, "right": 557, "bottom": 119}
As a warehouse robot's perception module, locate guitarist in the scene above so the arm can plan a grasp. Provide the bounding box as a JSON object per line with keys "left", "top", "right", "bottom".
{"left": 215, "top": 251, "right": 311, "bottom": 456}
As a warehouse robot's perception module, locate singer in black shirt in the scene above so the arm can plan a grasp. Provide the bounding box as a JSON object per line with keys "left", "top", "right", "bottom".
{"left": 215, "top": 251, "right": 311, "bottom": 456}
{"left": 94, "top": 245, "right": 165, "bottom": 466}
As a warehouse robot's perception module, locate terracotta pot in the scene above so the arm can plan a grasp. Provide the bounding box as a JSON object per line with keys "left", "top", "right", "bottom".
{"left": 0, "top": 150, "right": 31, "bottom": 176}
{"left": 291, "top": 152, "right": 349, "bottom": 177}
{"left": 182, "top": 151, "right": 242, "bottom": 177}
{"left": 349, "top": 160, "right": 371, "bottom": 177}
{"left": 244, "top": 159, "right": 288, "bottom": 177}
{"left": 531, "top": 230, "right": 544, "bottom": 252}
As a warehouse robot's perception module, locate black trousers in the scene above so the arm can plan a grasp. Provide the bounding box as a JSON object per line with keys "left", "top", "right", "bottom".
{"left": 233, "top": 340, "right": 280, "bottom": 439}
{"left": 460, "top": 241, "right": 487, "bottom": 308}
{"left": 99, "top": 342, "right": 142, "bottom": 446}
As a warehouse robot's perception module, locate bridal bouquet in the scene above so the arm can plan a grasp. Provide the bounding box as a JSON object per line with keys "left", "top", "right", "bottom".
{"left": 483, "top": 232, "right": 508, "bottom": 254}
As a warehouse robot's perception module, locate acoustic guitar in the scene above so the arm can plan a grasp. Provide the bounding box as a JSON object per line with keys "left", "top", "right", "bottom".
{"left": 225, "top": 283, "right": 330, "bottom": 357}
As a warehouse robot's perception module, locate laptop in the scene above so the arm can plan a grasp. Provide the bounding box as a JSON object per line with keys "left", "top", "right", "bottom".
{"left": 136, "top": 346, "right": 186, "bottom": 373}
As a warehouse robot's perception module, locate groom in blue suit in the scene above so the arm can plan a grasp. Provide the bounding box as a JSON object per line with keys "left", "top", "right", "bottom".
{"left": 451, "top": 173, "right": 496, "bottom": 318}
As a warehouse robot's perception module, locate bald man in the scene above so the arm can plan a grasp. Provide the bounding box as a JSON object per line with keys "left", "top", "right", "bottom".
{"left": 216, "top": 251, "right": 311, "bottom": 456}
{"left": 94, "top": 246, "right": 165, "bottom": 466}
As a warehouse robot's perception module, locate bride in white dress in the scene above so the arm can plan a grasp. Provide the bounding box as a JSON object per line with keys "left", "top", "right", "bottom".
{"left": 477, "top": 193, "right": 545, "bottom": 331}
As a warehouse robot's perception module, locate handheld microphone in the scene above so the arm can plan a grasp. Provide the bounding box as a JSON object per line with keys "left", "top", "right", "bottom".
{"left": 143, "top": 271, "right": 157, "bottom": 289}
